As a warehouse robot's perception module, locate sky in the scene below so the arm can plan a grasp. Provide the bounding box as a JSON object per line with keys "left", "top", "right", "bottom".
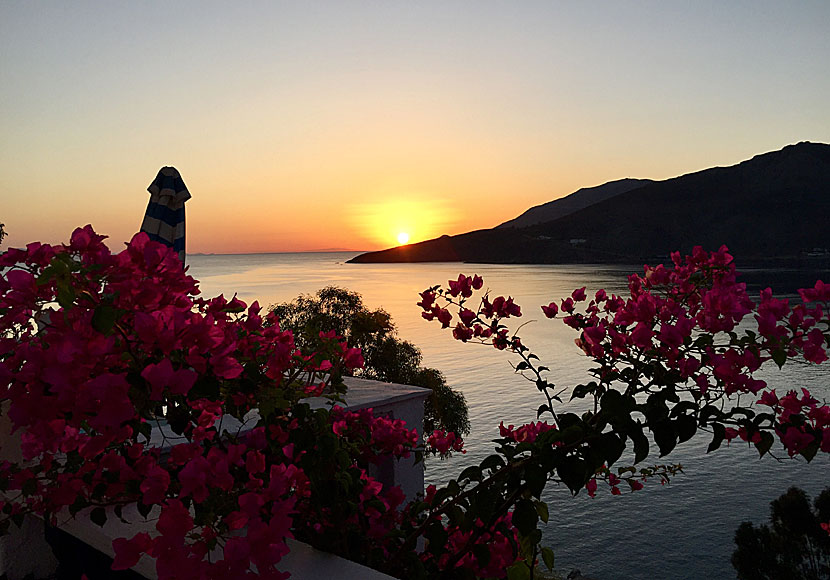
{"left": 1, "top": 1, "right": 829, "bottom": 254}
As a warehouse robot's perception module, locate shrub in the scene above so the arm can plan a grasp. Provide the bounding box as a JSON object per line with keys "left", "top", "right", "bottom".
{"left": 733, "top": 486, "right": 830, "bottom": 579}
{"left": 271, "top": 286, "right": 469, "bottom": 437}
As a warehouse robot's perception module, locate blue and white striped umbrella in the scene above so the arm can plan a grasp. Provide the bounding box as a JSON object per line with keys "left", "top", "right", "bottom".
{"left": 140, "top": 167, "right": 191, "bottom": 263}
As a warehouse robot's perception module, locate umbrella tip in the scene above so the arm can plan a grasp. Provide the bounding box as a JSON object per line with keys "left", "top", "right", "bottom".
{"left": 158, "top": 166, "right": 181, "bottom": 178}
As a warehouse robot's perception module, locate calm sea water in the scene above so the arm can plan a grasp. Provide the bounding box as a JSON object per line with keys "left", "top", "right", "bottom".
{"left": 187, "top": 252, "right": 829, "bottom": 580}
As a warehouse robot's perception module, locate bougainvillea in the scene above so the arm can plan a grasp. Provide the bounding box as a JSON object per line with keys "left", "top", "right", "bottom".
{"left": 0, "top": 228, "right": 416, "bottom": 579}
{"left": 1, "top": 230, "right": 829, "bottom": 579}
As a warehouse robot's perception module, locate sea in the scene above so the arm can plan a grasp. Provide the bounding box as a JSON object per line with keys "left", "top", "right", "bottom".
{"left": 187, "top": 251, "right": 830, "bottom": 580}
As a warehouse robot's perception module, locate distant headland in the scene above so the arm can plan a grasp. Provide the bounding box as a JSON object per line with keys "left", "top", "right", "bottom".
{"left": 348, "top": 142, "right": 830, "bottom": 266}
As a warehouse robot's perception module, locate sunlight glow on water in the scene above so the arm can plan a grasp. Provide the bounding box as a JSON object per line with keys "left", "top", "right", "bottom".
{"left": 188, "top": 253, "right": 830, "bottom": 580}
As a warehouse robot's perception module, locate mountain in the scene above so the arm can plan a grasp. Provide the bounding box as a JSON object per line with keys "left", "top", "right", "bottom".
{"left": 348, "top": 142, "right": 830, "bottom": 265}
{"left": 497, "top": 178, "right": 653, "bottom": 229}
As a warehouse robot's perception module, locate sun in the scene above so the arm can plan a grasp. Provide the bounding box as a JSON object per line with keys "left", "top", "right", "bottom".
{"left": 397, "top": 231, "right": 410, "bottom": 245}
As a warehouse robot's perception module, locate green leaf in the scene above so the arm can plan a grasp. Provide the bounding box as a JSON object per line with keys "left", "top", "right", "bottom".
{"left": 536, "top": 404, "right": 551, "bottom": 418}
{"left": 424, "top": 521, "right": 448, "bottom": 550}
{"left": 480, "top": 454, "right": 506, "bottom": 473}
{"left": 56, "top": 281, "right": 76, "bottom": 309}
{"left": 541, "top": 546, "right": 556, "bottom": 571}
{"left": 596, "top": 432, "right": 626, "bottom": 467}
{"left": 90, "top": 507, "right": 107, "bottom": 527}
{"left": 472, "top": 544, "right": 491, "bottom": 568}
{"left": 536, "top": 428, "right": 563, "bottom": 447}
{"left": 700, "top": 404, "right": 724, "bottom": 423}
{"left": 630, "top": 426, "right": 649, "bottom": 464}
{"left": 653, "top": 422, "right": 677, "bottom": 456}
{"left": 800, "top": 440, "right": 819, "bottom": 462}
{"left": 571, "top": 382, "right": 594, "bottom": 400}
{"left": 708, "top": 423, "right": 725, "bottom": 453}
{"left": 755, "top": 431, "right": 774, "bottom": 457}
{"left": 21, "top": 478, "right": 37, "bottom": 497}
{"left": 535, "top": 500, "right": 549, "bottom": 524}
{"left": 512, "top": 499, "right": 539, "bottom": 536}
{"left": 167, "top": 406, "right": 190, "bottom": 436}
{"left": 600, "top": 388, "right": 628, "bottom": 416}
{"left": 458, "top": 465, "right": 482, "bottom": 483}
{"left": 91, "top": 305, "right": 118, "bottom": 335}
{"left": 507, "top": 562, "right": 531, "bottom": 580}
{"left": 431, "top": 486, "right": 454, "bottom": 507}
{"left": 557, "top": 456, "right": 588, "bottom": 494}
{"left": 557, "top": 412, "right": 581, "bottom": 430}
{"left": 524, "top": 464, "right": 547, "bottom": 498}
{"left": 670, "top": 400, "right": 698, "bottom": 417}
{"left": 69, "top": 496, "right": 87, "bottom": 517}
{"left": 560, "top": 422, "right": 585, "bottom": 445}
{"left": 771, "top": 349, "right": 787, "bottom": 369}
{"left": 675, "top": 415, "right": 697, "bottom": 443}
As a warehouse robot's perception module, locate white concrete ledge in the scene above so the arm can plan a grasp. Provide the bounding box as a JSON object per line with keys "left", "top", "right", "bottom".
{"left": 57, "top": 504, "right": 395, "bottom": 579}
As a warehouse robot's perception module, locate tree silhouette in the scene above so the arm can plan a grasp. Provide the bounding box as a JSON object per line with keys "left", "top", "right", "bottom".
{"left": 733, "top": 486, "right": 830, "bottom": 579}
{"left": 271, "top": 286, "right": 469, "bottom": 438}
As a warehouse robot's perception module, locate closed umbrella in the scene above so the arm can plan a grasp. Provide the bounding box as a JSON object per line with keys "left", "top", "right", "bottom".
{"left": 140, "top": 167, "right": 191, "bottom": 263}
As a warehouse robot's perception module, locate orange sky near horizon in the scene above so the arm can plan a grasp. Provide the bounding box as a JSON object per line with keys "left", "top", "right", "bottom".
{"left": 2, "top": 2, "right": 829, "bottom": 254}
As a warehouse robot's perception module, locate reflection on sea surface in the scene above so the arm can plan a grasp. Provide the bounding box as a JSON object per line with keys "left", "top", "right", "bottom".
{"left": 188, "top": 253, "right": 829, "bottom": 580}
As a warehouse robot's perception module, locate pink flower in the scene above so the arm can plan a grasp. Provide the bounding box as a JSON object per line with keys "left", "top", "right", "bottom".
{"left": 799, "top": 280, "right": 830, "bottom": 303}
{"left": 780, "top": 426, "right": 815, "bottom": 456}
{"left": 448, "top": 274, "right": 475, "bottom": 298}
{"left": 436, "top": 308, "right": 452, "bottom": 328}
{"left": 156, "top": 499, "right": 193, "bottom": 538}
{"left": 239, "top": 492, "right": 265, "bottom": 516}
{"left": 458, "top": 308, "right": 476, "bottom": 326}
{"left": 245, "top": 450, "right": 266, "bottom": 475}
{"left": 491, "top": 296, "right": 522, "bottom": 318}
{"left": 758, "top": 390, "right": 780, "bottom": 407}
{"left": 343, "top": 346, "right": 365, "bottom": 369}
{"left": 452, "top": 323, "right": 474, "bottom": 342}
{"left": 630, "top": 323, "right": 655, "bottom": 349}
{"left": 140, "top": 463, "right": 170, "bottom": 505}
{"left": 210, "top": 355, "right": 243, "bottom": 379}
{"left": 141, "top": 359, "right": 198, "bottom": 400}
{"left": 416, "top": 290, "right": 436, "bottom": 310}
{"left": 427, "top": 430, "right": 465, "bottom": 455}
{"left": 179, "top": 456, "right": 211, "bottom": 503}
{"left": 112, "top": 533, "right": 153, "bottom": 571}
{"left": 541, "top": 302, "right": 559, "bottom": 318}
{"left": 586, "top": 478, "right": 597, "bottom": 498}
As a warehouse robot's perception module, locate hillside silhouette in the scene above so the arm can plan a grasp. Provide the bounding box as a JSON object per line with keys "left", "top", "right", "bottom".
{"left": 497, "top": 178, "right": 653, "bottom": 229}
{"left": 349, "top": 142, "right": 830, "bottom": 265}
